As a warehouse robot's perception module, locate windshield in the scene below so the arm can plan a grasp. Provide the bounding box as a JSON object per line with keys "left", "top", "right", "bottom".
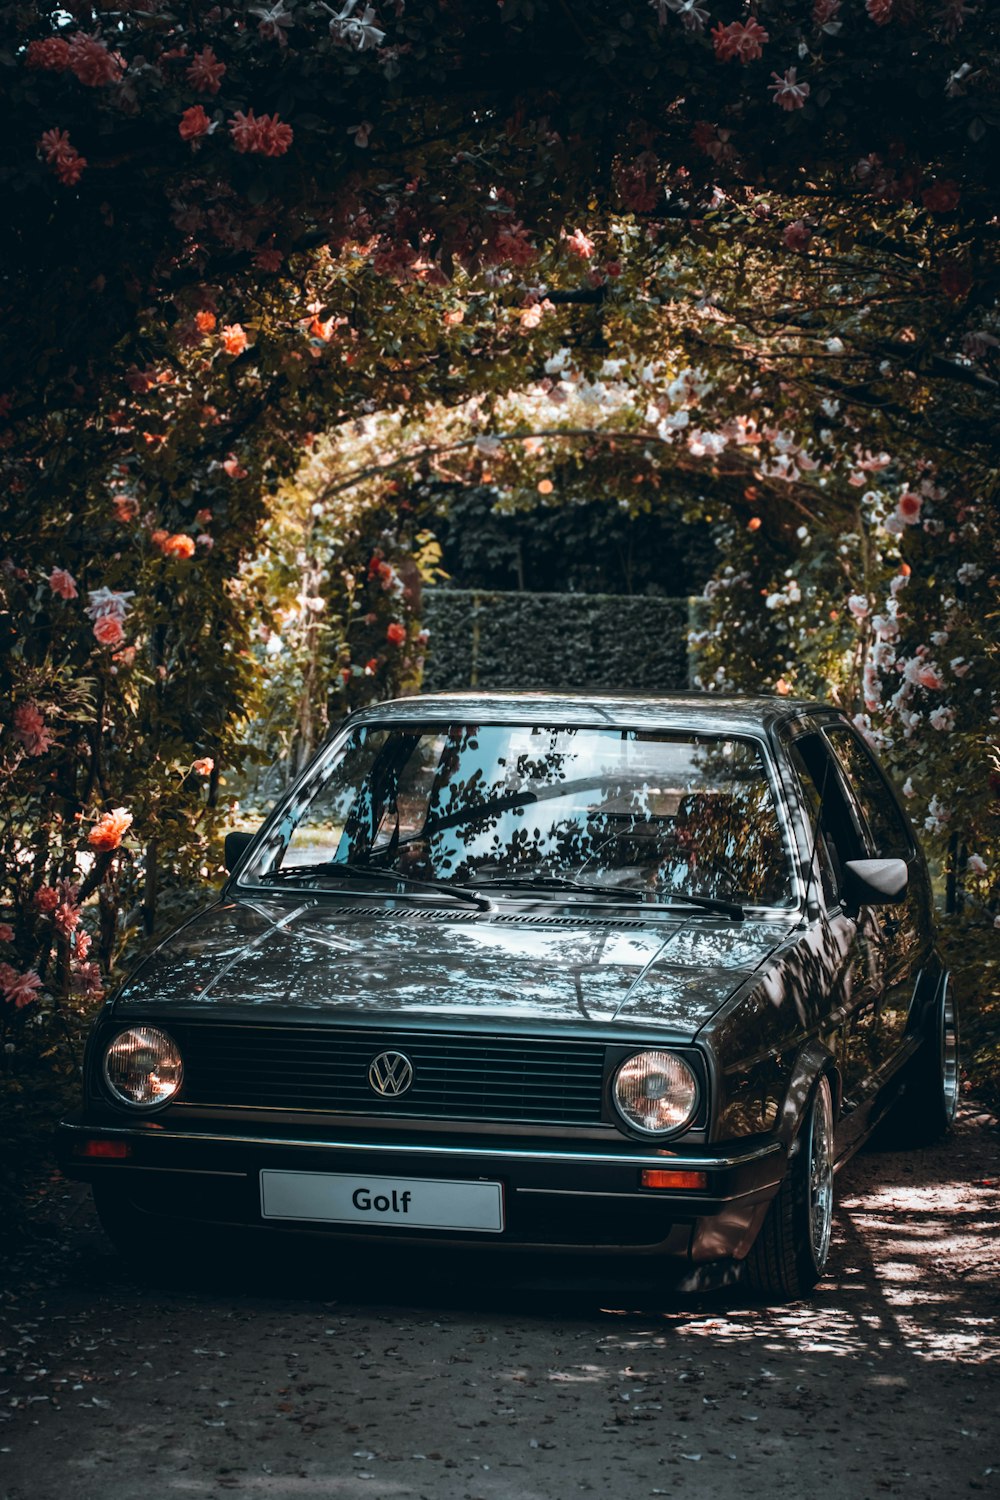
{"left": 242, "top": 721, "right": 796, "bottom": 909}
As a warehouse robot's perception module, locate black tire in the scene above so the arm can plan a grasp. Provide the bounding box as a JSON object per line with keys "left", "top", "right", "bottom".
{"left": 872, "top": 977, "right": 959, "bottom": 1148}
{"left": 743, "top": 1074, "right": 835, "bottom": 1302}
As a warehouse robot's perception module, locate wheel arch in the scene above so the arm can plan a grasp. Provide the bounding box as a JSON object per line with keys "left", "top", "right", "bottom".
{"left": 776, "top": 1040, "right": 842, "bottom": 1153}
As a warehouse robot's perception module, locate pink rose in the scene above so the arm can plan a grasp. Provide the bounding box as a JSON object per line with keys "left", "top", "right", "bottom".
{"left": 93, "top": 614, "right": 125, "bottom": 647}
{"left": 88, "top": 807, "right": 133, "bottom": 852}
{"left": 12, "top": 702, "right": 53, "bottom": 756}
{"left": 0, "top": 966, "right": 43, "bottom": 1009}
{"left": 48, "top": 567, "right": 78, "bottom": 599}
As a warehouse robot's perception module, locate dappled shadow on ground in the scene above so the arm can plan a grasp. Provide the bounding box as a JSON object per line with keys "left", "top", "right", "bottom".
{"left": 1, "top": 1113, "right": 997, "bottom": 1500}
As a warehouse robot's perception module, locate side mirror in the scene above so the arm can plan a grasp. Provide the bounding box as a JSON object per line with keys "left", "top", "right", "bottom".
{"left": 224, "top": 830, "right": 255, "bottom": 874}
{"left": 842, "top": 857, "right": 908, "bottom": 915}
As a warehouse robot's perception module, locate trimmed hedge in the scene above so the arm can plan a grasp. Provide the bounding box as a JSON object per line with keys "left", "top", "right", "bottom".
{"left": 421, "top": 590, "right": 692, "bottom": 693}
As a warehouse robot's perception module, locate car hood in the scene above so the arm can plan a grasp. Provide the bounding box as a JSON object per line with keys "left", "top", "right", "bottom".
{"left": 114, "top": 896, "right": 791, "bottom": 1035}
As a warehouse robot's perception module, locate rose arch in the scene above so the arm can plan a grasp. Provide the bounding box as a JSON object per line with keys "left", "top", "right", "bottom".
{"left": 1, "top": 2, "right": 998, "bottom": 1200}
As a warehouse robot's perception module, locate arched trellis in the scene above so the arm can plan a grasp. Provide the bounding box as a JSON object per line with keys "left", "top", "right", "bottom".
{"left": 2, "top": 3, "right": 999, "bottom": 1234}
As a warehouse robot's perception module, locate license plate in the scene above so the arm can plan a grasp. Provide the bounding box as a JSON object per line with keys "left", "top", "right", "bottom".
{"left": 259, "top": 1170, "right": 504, "bottom": 1233}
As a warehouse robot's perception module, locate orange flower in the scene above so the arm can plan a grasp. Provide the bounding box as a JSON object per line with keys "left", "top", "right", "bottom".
{"left": 565, "top": 228, "right": 595, "bottom": 258}
{"left": 195, "top": 310, "right": 217, "bottom": 334}
{"left": 162, "top": 533, "right": 196, "bottom": 559}
{"left": 221, "top": 323, "right": 248, "bottom": 356}
{"left": 192, "top": 757, "right": 214, "bottom": 776}
{"left": 88, "top": 807, "right": 133, "bottom": 852}
{"left": 386, "top": 622, "right": 407, "bottom": 645}
{"left": 150, "top": 528, "right": 170, "bottom": 550}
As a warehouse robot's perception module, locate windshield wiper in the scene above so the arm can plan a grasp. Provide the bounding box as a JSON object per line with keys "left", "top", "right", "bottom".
{"left": 258, "top": 861, "right": 490, "bottom": 910}
{"left": 470, "top": 874, "right": 648, "bottom": 902}
{"left": 658, "top": 890, "right": 746, "bottom": 920}
{"left": 471, "top": 873, "right": 744, "bottom": 917}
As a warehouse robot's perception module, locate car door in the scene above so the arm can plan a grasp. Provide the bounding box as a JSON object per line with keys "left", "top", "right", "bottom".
{"left": 821, "top": 721, "right": 932, "bottom": 1068}
{"left": 781, "top": 723, "right": 888, "bottom": 1150}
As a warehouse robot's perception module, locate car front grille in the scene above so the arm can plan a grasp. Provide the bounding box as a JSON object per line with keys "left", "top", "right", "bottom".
{"left": 170, "top": 1024, "right": 608, "bottom": 1126}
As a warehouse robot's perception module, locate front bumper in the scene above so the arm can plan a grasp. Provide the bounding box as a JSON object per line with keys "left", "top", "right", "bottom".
{"left": 57, "top": 1114, "right": 786, "bottom": 1264}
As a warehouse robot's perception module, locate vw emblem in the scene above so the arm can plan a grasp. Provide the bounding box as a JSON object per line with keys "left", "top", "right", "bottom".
{"left": 368, "top": 1051, "right": 414, "bottom": 1097}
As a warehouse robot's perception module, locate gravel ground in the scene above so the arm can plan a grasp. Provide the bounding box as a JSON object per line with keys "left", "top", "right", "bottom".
{"left": 1, "top": 1111, "right": 997, "bottom": 1500}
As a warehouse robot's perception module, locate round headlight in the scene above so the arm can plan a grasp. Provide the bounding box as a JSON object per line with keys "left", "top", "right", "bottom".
{"left": 103, "top": 1026, "right": 183, "bottom": 1109}
{"left": 612, "top": 1050, "right": 699, "bottom": 1136}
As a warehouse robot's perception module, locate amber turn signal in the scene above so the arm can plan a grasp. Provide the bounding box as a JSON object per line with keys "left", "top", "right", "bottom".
{"left": 640, "top": 1168, "right": 707, "bottom": 1191}
{"left": 72, "top": 1139, "right": 131, "bottom": 1160}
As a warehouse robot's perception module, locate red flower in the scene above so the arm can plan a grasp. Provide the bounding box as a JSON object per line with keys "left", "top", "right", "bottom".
{"left": 711, "top": 19, "right": 769, "bottom": 63}
{"left": 0, "top": 924, "right": 13, "bottom": 944}
{"left": 67, "top": 32, "right": 122, "bottom": 87}
{"left": 48, "top": 567, "right": 78, "bottom": 599}
{"left": 0, "top": 966, "right": 43, "bottom": 1009}
{"left": 88, "top": 807, "right": 133, "bottom": 852}
{"left": 922, "top": 180, "right": 960, "bottom": 213}
{"left": 782, "top": 220, "right": 812, "bottom": 252}
{"left": 186, "top": 46, "right": 226, "bottom": 95}
{"left": 73, "top": 961, "right": 104, "bottom": 998}
{"left": 38, "top": 128, "right": 87, "bottom": 186}
{"left": 865, "top": 0, "right": 892, "bottom": 22}
{"left": 179, "top": 105, "right": 212, "bottom": 142}
{"left": 221, "top": 323, "right": 248, "bottom": 355}
{"left": 195, "top": 310, "right": 217, "bottom": 334}
{"left": 229, "top": 109, "right": 293, "bottom": 158}
{"left": 12, "top": 703, "right": 53, "bottom": 757}
{"left": 35, "top": 886, "right": 59, "bottom": 914}
{"left": 386, "top": 622, "right": 407, "bottom": 645}
{"left": 54, "top": 899, "right": 81, "bottom": 938}
{"left": 491, "top": 222, "right": 537, "bottom": 268}
{"left": 897, "top": 491, "right": 922, "bottom": 522}
{"left": 93, "top": 614, "right": 125, "bottom": 647}
{"left": 254, "top": 246, "right": 284, "bottom": 271}
{"left": 25, "top": 38, "right": 71, "bottom": 70}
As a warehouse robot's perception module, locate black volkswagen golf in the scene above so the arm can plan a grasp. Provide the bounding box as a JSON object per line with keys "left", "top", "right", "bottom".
{"left": 58, "top": 693, "right": 958, "bottom": 1301}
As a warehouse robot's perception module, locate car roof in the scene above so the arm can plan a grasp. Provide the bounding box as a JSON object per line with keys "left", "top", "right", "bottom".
{"left": 348, "top": 690, "right": 840, "bottom": 739}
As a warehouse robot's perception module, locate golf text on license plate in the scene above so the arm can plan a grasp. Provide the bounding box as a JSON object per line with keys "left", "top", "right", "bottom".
{"left": 259, "top": 1170, "right": 505, "bottom": 1232}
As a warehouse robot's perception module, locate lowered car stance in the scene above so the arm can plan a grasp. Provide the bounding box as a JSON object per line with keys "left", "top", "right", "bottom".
{"left": 59, "top": 693, "right": 958, "bottom": 1301}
